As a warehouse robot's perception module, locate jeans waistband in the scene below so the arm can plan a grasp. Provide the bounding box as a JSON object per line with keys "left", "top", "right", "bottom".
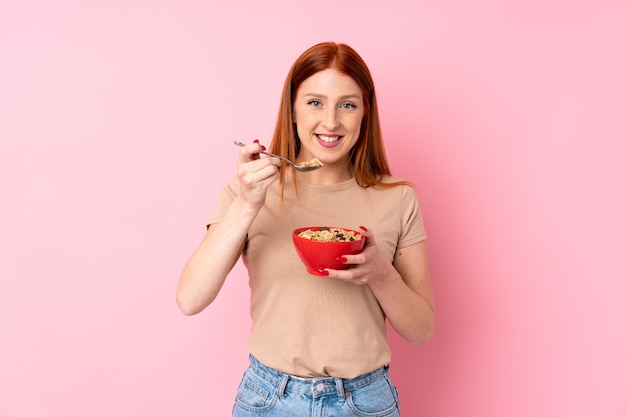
{"left": 248, "top": 355, "right": 388, "bottom": 398}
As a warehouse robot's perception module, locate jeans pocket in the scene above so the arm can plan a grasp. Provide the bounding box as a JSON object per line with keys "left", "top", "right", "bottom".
{"left": 234, "top": 370, "right": 278, "bottom": 413}
{"left": 346, "top": 375, "right": 400, "bottom": 417}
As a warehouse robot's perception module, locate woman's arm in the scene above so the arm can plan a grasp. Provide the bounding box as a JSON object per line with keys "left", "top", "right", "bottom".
{"left": 326, "top": 228, "right": 435, "bottom": 345}
{"left": 176, "top": 143, "right": 280, "bottom": 315}
{"left": 369, "top": 240, "right": 435, "bottom": 345}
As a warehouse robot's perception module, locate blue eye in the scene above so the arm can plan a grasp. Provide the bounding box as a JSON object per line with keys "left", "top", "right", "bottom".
{"left": 307, "top": 100, "right": 321, "bottom": 107}
{"left": 342, "top": 103, "right": 357, "bottom": 110}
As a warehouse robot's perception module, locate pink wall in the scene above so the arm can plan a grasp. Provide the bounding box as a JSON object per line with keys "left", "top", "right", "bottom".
{"left": 1, "top": 0, "right": 625, "bottom": 416}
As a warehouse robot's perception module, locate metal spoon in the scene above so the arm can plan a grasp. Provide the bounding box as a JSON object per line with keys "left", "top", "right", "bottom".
{"left": 234, "top": 141, "right": 323, "bottom": 172}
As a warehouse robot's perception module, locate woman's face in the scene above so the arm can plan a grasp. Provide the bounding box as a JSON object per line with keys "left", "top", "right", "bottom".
{"left": 293, "top": 68, "right": 364, "bottom": 167}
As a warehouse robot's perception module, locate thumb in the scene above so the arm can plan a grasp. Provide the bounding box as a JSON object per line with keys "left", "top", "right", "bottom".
{"left": 359, "top": 225, "right": 376, "bottom": 246}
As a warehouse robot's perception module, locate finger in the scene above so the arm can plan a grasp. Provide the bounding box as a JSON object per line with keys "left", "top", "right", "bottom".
{"left": 333, "top": 227, "right": 371, "bottom": 266}
{"left": 323, "top": 268, "right": 350, "bottom": 280}
{"left": 251, "top": 139, "right": 267, "bottom": 161}
{"left": 240, "top": 155, "right": 278, "bottom": 170}
{"left": 238, "top": 155, "right": 280, "bottom": 180}
{"left": 359, "top": 225, "right": 376, "bottom": 246}
{"left": 336, "top": 252, "right": 367, "bottom": 266}
{"left": 238, "top": 140, "right": 266, "bottom": 162}
{"left": 325, "top": 268, "right": 368, "bottom": 285}
{"left": 239, "top": 160, "right": 280, "bottom": 186}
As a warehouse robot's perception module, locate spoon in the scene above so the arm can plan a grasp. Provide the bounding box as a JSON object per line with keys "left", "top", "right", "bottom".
{"left": 234, "top": 141, "right": 323, "bottom": 172}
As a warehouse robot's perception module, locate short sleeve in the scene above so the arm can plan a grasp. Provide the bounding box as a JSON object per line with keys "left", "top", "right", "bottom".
{"left": 397, "top": 185, "right": 427, "bottom": 249}
{"left": 206, "top": 177, "right": 239, "bottom": 228}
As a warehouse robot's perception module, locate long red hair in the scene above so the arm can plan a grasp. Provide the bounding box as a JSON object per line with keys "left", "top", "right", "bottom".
{"left": 270, "top": 42, "right": 408, "bottom": 191}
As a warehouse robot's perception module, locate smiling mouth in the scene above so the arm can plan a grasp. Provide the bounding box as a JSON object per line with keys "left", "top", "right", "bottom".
{"left": 315, "top": 134, "right": 342, "bottom": 143}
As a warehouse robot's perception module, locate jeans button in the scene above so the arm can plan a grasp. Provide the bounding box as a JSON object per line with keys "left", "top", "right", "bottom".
{"left": 315, "top": 382, "right": 324, "bottom": 392}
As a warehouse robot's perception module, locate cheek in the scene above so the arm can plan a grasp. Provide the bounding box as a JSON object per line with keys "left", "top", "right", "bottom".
{"left": 349, "top": 114, "right": 364, "bottom": 134}
{"left": 295, "top": 112, "right": 315, "bottom": 132}
{"left": 295, "top": 120, "right": 310, "bottom": 140}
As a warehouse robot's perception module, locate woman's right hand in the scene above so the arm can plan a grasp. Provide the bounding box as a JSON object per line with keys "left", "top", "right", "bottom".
{"left": 236, "top": 140, "right": 281, "bottom": 209}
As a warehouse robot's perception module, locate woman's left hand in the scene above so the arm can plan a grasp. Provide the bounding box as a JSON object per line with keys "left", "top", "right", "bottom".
{"left": 324, "top": 226, "right": 397, "bottom": 285}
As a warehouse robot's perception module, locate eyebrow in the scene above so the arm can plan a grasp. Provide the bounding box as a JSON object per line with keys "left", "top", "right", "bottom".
{"left": 302, "top": 93, "right": 363, "bottom": 101}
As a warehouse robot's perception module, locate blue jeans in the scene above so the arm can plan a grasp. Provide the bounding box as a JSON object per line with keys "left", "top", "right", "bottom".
{"left": 232, "top": 355, "right": 401, "bottom": 417}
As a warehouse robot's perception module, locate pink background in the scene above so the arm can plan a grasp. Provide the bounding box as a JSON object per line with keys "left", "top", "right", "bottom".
{"left": 2, "top": 0, "right": 625, "bottom": 416}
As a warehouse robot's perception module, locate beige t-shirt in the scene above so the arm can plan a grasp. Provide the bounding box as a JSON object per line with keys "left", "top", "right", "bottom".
{"left": 209, "top": 174, "right": 427, "bottom": 378}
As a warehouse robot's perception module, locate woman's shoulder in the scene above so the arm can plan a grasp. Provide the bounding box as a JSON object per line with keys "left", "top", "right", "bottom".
{"left": 371, "top": 175, "right": 419, "bottom": 200}
{"left": 378, "top": 175, "right": 416, "bottom": 190}
{"left": 379, "top": 174, "right": 407, "bottom": 184}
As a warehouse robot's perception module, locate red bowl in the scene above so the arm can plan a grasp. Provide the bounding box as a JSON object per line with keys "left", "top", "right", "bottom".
{"left": 292, "top": 227, "right": 365, "bottom": 276}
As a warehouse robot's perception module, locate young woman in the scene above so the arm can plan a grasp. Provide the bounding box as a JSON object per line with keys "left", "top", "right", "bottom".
{"left": 177, "top": 42, "right": 435, "bottom": 417}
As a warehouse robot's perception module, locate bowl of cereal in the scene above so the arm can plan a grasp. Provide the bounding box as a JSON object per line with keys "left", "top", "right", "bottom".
{"left": 292, "top": 226, "right": 365, "bottom": 276}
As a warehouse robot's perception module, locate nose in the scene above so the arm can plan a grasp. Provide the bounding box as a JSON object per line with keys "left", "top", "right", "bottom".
{"left": 322, "top": 108, "right": 340, "bottom": 130}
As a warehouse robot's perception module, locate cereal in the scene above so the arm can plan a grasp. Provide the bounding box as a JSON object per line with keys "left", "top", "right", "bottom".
{"left": 297, "top": 227, "right": 362, "bottom": 242}
{"left": 300, "top": 157, "right": 324, "bottom": 167}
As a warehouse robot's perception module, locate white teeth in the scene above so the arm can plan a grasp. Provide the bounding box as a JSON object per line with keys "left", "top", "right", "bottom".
{"left": 317, "top": 135, "right": 340, "bottom": 143}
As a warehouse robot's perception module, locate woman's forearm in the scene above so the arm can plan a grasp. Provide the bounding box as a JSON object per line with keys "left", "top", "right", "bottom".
{"left": 369, "top": 272, "right": 435, "bottom": 346}
{"left": 176, "top": 197, "right": 259, "bottom": 315}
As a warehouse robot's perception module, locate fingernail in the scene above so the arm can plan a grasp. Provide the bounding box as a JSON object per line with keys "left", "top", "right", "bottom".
{"left": 319, "top": 269, "right": 329, "bottom": 276}
{"left": 252, "top": 139, "right": 266, "bottom": 150}
{"left": 336, "top": 256, "right": 347, "bottom": 263}
{"left": 359, "top": 225, "right": 368, "bottom": 231}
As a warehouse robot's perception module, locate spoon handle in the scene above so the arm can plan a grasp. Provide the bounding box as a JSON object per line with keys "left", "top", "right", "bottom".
{"left": 233, "top": 141, "right": 293, "bottom": 165}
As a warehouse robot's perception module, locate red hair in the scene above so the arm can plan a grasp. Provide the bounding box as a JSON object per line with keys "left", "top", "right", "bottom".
{"left": 270, "top": 42, "right": 409, "bottom": 191}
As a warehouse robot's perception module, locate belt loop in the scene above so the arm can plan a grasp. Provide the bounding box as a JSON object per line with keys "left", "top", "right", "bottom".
{"left": 335, "top": 378, "right": 346, "bottom": 402}
{"left": 277, "top": 374, "right": 289, "bottom": 398}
